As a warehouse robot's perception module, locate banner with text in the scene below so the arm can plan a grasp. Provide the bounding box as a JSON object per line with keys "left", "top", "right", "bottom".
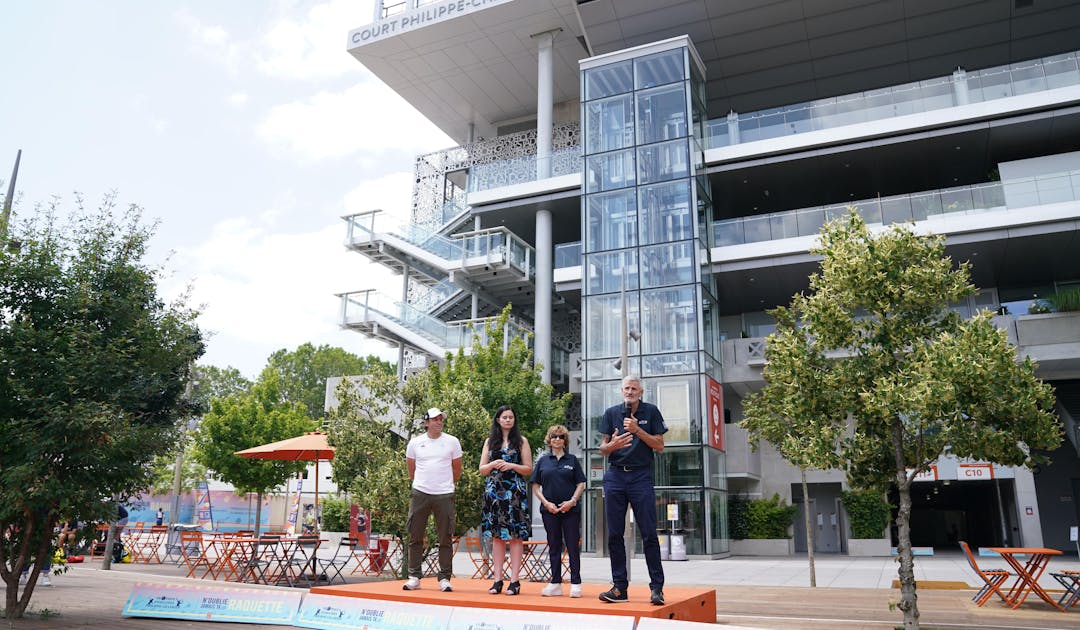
{"left": 296, "top": 593, "right": 452, "bottom": 630}
{"left": 195, "top": 481, "right": 214, "bottom": 531}
{"left": 287, "top": 478, "right": 303, "bottom": 535}
{"left": 447, "top": 606, "right": 634, "bottom": 630}
{"left": 122, "top": 582, "right": 301, "bottom": 624}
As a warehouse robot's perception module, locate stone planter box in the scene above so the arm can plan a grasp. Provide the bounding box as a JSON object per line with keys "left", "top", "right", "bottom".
{"left": 321, "top": 531, "right": 347, "bottom": 550}
{"left": 730, "top": 538, "right": 794, "bottom": 556}
{"left": 847, "top": 538, "right": 891, "bottom": 556}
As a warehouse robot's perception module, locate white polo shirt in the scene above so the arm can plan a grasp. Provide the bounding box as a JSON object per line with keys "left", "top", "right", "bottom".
{"left": 405, "top": 432, "right": 462, "bottom": 495}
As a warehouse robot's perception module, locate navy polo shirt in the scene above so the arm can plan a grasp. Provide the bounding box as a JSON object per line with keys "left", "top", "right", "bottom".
{"left": 530, "top": 451, "right": 586, "bottom": 510}
{"left": 599, "top": 400, "right": 668, "bottom": 469}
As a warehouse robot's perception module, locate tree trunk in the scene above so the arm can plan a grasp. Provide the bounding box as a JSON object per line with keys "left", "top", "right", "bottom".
{"left": 101, "top": 523, "right": 117, "bottom": 570}
{"left": 6, "top": 513, "right": 54, "bottom": 619}
{"left": 801, "top": 468, "right": 816, "bottom": 587}
{"left": 254, "top": 491, "right": 263, "bottom": 535}
{"left": 893, "top": 420, "right": 919, "bottom": 629}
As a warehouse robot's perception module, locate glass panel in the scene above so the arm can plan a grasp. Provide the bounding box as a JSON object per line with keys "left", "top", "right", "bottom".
{"left": 709, "top": 489, "right": 729, "bottom": 553}
{"left": 642, "top": 352, "right": 699, "bottom": 377}
{"left": 638, "top": 180, "right": 692, "bottom": 245}
{"left": 635, "top": 49, "right": 685, "bottom": 89}
{"left": 641, "top": 285, "right": 698, "bottom": 353}
{"left": 637, "top": 138, "right": 689, "bottom": 185}
{"left": 636, "top": 84, "right": 687, "bottom": 145}
{"left": 653, "top": 489, "right": 705, "bottom": 554}
{"left": 706, "top": 448, "right": 726, "bottom": 490}
{"left": 585, "top": 148, "right": 636, "bottom": 193}
{"left": 651, "top": 375, "right": 699, "bottom": 445}
{"left": 585, "top": 61, "right": 633, "bottom": 101}
{"left": 640, "top": 241, "right": 695, "bottom": 288}
{"left": 585, "top": 94, "right": 634, "bottom": 153}
{"left": 744, "top": 311, "right": 776, "bottom": 338}
{"left": 654, "top": 448, "right": 702, "bottom": 486}
{"left": 586, "top": 357, "right": 640, "bottom": 382}
{"left": 585, "top": 188, "right": 637, "bottom": 253}
{"left": 586, "top": 249, "right": 639, "bottom": 294}
{"left": 585, "top": 293, "right": 639, "bottom": 358}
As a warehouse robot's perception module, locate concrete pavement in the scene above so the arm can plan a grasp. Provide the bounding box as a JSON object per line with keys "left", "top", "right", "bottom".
{"left": 7, "top": 552, "right": 1080, "bottom": 629}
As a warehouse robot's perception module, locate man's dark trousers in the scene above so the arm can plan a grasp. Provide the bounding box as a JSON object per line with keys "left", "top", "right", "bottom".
{"left": 603, "top": 466, "right": 663, "bottom": 591}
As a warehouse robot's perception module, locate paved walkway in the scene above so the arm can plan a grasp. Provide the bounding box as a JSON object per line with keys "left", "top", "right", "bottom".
{"left": 7, "top": 552, "right": 1080, "bottom": 629}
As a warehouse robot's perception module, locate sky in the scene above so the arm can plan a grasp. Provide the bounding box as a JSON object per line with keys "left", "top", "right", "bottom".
{"left": 1, "top": 0, "right": 453, "bottom": 379}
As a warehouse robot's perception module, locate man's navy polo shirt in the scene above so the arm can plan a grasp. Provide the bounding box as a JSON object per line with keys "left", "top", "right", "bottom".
{"left": 530, "top": 451, "right": 586, "bottom": 510}
{"left": 599, "top": 400, "right": 668, "bottom": 469}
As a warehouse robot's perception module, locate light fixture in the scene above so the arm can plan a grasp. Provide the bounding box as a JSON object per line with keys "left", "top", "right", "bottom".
{"left": 612, "top": 357, "right": 622, "bottom": 371}
{"left": 628, "top": 329, "right": 641, "bottom": 342}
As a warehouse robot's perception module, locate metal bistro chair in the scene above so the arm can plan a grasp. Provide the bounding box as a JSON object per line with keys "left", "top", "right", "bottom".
{"left": 316, "top": 537, "right": 355, "bottom": 585}
{"left": 1051, "top": 570, "right": 1080, "bottom": 609}
{"left": 282, "top": 535, "right": 321, "bottom": 587}
{"left": 464, "top": 536, "right": 492, "bottom": 579}
{"left": 960, "top": 541, "right": 1013, "bottom": 606}
{"left": 241, "top": 535, "right": 282, "bottom": 585}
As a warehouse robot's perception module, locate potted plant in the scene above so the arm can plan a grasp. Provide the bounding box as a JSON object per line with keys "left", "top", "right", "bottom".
{"left": 729, "top": 494, "right": 797, "bottom": 556}
{"left": 841, "top": 489, "right": 892, "bottom": 556}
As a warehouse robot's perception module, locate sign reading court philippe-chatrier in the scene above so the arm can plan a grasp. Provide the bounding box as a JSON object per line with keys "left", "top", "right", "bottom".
{"left": 348, "top": 0, "right": 512, "bottom": 47}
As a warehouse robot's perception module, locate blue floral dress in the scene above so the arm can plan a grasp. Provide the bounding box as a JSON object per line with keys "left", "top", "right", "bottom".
{"left": 481, "top": 444, "right": 531, "bottom": 540}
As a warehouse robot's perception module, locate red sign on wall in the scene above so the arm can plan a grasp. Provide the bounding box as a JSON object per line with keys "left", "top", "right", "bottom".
{"left": 706, "top": 376, "right": 724, "bottom": 450}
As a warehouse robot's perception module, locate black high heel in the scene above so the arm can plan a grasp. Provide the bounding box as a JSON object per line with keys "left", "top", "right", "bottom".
{"left": 505, "top": 581, "right": 521, "bottom": 596}
{"left": 488, "top": 580, "right": 504, "bottom": 594}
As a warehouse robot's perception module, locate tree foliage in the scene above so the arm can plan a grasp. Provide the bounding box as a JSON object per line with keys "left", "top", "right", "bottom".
{"left": 260, "top": 343, "right": 393, "bottom": 420}
{"left": 192, "top": 372, "right": 314, "bottom": 532}
{"left": 328, "top": 308, "right": 570, "bottom": 542}
{"left": 0, "top": 197, "right": 203, "bottom": 618}
{"left": 740, "top": 211, "right": 1061, "bottom": 629}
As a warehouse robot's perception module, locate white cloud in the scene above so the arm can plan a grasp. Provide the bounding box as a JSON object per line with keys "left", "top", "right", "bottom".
{"left": 256, "top": 81, "right": 450, "bottom": 162}
{"left": 227, "top": 92, "right": 250, "bottom": 107}
{"left": 343, "top": 171, "right": 415, "bottom": 219}
{"left": 253, "top": 0, "right": 370, "bottom": 80}
{"left": 167, "top": 214, "right": 402, "bottom": 378}
{"left": 174, "top": 9, "right": 249, "bottom": 76}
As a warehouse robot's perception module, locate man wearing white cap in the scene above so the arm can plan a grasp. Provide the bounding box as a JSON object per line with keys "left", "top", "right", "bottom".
{"left": 403, "top": 407, "right": 462, "bottom": 592}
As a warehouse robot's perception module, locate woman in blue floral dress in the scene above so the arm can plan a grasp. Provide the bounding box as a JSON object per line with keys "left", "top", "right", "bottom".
{"left": 479, "top": 405, "right": 533, "bottom": 596}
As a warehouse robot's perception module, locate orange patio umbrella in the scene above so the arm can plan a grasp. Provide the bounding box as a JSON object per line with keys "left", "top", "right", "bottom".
{"left": 235, "top": 431, "right": 335, "bottom": 531}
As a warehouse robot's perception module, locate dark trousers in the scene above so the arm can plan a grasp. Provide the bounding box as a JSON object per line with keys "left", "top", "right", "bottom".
{"left": 405, "top": 489, "right": 455, "bottom": 580}
{"left": 603, "top": 467, "right": 664, "bottom": 591}
{"left": 540, "top": 509, "right": 581, "bottom": 584}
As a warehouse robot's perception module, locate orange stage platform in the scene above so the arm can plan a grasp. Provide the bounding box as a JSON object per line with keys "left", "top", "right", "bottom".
{"left": 309, "top": 579, "right": 716, "bottom": 623}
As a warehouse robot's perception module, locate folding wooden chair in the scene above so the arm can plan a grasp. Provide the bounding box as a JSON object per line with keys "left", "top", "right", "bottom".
{"left": 960, "top": 541, "right": 1012, "bottom": 606}
{"left": 1051, "top": 570, "right": 1080, "bottom": 609}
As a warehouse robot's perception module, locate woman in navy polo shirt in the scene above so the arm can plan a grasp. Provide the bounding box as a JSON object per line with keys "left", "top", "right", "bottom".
{"left": 530, "top": 424, "right": 586, "bottom": 597}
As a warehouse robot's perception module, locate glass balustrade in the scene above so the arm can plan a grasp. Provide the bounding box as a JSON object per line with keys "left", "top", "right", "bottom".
{"left": 713, "top": 170, "right": 1080, "bottom": 246}
{"left": 341, "top": 289, "right": 532, "bottom": 351}
{"left": 411, "top": 279, "right": 462, "bottom": 313}
{"left": 459, "top": 49, "right": 1079, "bottom": 195}
{"left": 555, "top": 241, "right": 582, "bottom": 269}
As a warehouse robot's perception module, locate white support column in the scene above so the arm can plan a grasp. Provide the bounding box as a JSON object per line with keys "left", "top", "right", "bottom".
{"left": 952, "top": 67, "right": 969, "bottom": 106}
{"left": 532, "top": 28, "right": 559, "bottom": 385}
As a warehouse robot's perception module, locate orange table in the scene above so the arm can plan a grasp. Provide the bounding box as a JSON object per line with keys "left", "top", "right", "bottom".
{"left": 987, "top": 547, "right": 1065, "bottom": 611}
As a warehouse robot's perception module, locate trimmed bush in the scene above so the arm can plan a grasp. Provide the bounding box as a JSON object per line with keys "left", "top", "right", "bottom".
{"left": 727, "top": 495, "right": 751, "bottom": 540}
{"left": 841, "top": 489, "right": 892, "bottom": 539}
{"left": 320, "top": 495, "right": 351, "bottom": 532}
{"left": 746, "top": 494, "right": 797, "bottom": 539}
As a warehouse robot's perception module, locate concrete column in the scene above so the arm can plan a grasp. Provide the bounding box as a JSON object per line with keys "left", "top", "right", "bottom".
{"left": 532, "top": 29, "right": 559, "bottom": 385}
{"left": 372, "top": 0, "right": 382, "bottom": 22}
{"left": 952, "top": 67, "right": 969, "bottom": 106}
{"left": 532, "top": 29, "right": 560, "bottom": 180}
{"left": 397, "top": 342, "right": 406, "bottom": 382}
{"left": 727, "top": 110, "right": 740, "bottom": 145}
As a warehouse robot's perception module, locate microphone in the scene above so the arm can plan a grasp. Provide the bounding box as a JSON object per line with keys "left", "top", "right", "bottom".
{"left": 624, "top": 402, "right": 632, "bottom": 418}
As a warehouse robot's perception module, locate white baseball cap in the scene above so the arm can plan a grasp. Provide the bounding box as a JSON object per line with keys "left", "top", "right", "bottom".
{"left": 425, "top": 407, "right": 446, "bottom": 420}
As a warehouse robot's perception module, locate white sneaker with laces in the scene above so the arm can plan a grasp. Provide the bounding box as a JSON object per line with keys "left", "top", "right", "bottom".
{"left": 439, "top": 579, "right": 453, "bottom": 592}
{"left": 40, "top": 574, "right": 51, "bottom": 587}
{"left": 402, "top": 577, "right": 421, "bottom": 590}
{"left": 541, "top": 583, "right": 563, "bottom": 597}
{"left": 570, "top": 584, "right": 583, "bottom": 598}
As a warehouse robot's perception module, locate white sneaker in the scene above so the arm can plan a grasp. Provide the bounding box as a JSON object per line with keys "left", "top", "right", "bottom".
{"left": 402, "top": 577, "right": 421, "bottom": 591}
{"left": 439, "top": 579, "right": 453, "bottom": 592}
{"left": 570, "top": 584, "right": 582, "bottom": 598}
{"left": 40, "top": 574, "right": 51, "bottom": 587}
{"left": 541, "top": 582, "right": 563, "bottom": 597}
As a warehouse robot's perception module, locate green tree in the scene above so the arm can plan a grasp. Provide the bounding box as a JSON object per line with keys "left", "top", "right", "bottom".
{"left": 743, "top": 297, "right": 846, "bottom": 586}
{"left": 329, "top": 308, "right": 569, "bottom": 549}
{"left": 742, "top": 211, "right": 1061, "bottom": 630}
{"left": 192, "top": 373, "right": 314, "bottom": 534}
{"left": 260, "top": 343, "right": 393, "bottom": 420}
{"left": 0, "top": 198, "right": 203, "bottom": 618}
{"left": 149, "top": 364, "right": 251, "bottom": 495}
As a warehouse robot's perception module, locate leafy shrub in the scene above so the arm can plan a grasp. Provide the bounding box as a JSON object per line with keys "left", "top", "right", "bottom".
{"left": 1047, "top": 287, "right": 1080, "bottom": 313}
{"left": 727, "top": 495, "right": 751, "bottom": 540}
{"left": 320, "top": 495, "right": 351, "bottom": 532}
{"left": 745, "top": 494, "right": 797, "bottom": 539}
{"left": 841, "top": 489, "right": 892, "bottom": 538}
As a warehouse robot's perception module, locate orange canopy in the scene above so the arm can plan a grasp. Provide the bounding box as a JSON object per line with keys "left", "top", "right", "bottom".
{"left": 235, "top": 431, "right": 335, "bottom": 530}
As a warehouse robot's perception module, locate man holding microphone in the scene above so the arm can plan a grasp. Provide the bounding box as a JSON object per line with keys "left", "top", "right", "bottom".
{"left": 598, "top": 374, "right": 667, "bottom": 606}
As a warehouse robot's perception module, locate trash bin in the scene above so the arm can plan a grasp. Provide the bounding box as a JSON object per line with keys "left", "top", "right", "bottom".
{"left": 669, "top": 534, "right": 687, "bottom": 561}
{"left": 658, "top": 534, "right": 670, "bottom": 560}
